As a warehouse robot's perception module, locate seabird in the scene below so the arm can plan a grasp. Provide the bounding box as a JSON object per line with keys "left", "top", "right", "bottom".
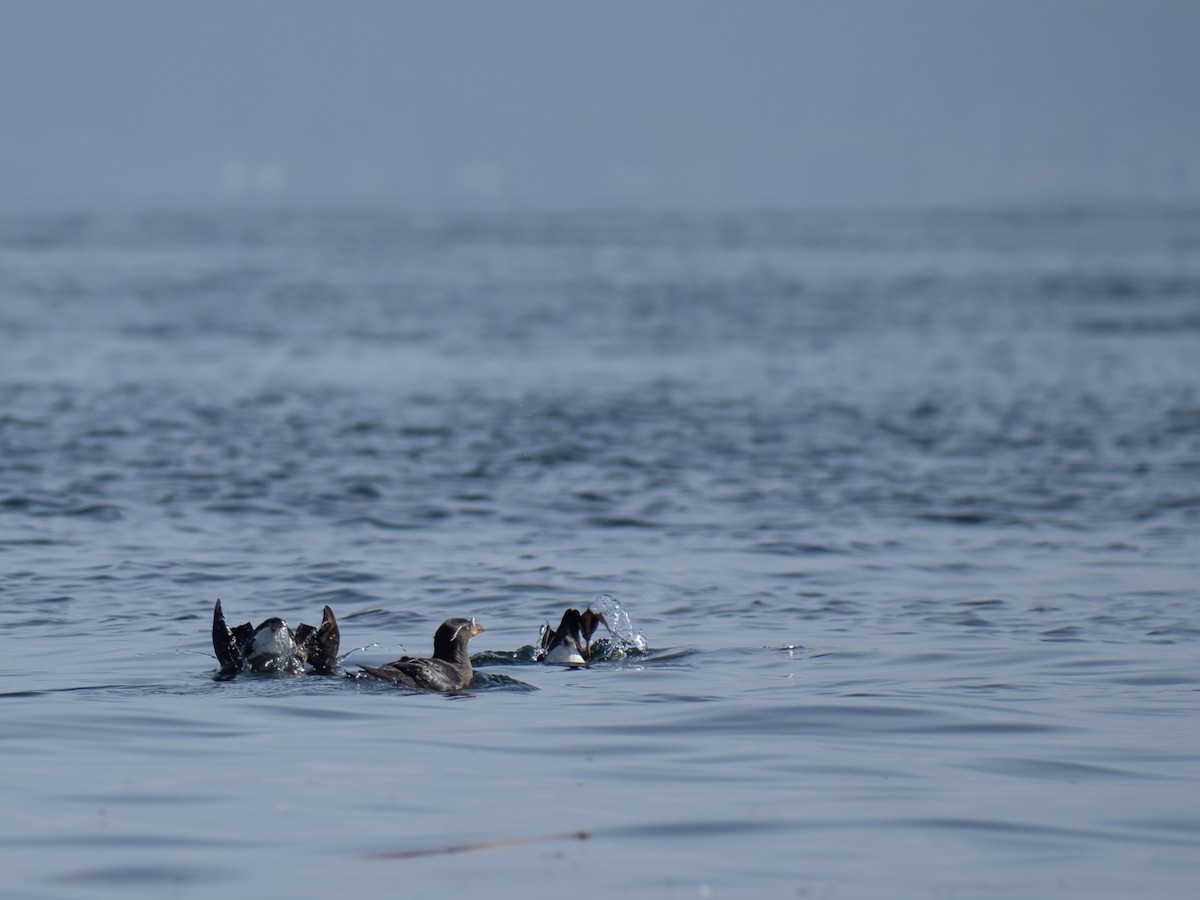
{"left": 539, "top": 607, "right": 606, "bottom": 666}
{"left": 212, "top": 599, "right": 340, "bottom": 680}
{"left": 353, "top": 617, "right": 485, "bottom": 692}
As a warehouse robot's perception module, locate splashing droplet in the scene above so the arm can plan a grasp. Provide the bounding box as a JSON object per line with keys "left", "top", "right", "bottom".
{"left": 591, "top": 593, "right": 648, "bottom": 654}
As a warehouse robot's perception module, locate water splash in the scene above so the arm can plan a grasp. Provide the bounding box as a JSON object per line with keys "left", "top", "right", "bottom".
{"left": 473, "top": 594, "right": 648, "bottom": 666}
{"left": 336, "top": 643, "right": 381, "bottom": 665}
{"left": 590, "top": 593, "right": 648, "bottom": 659}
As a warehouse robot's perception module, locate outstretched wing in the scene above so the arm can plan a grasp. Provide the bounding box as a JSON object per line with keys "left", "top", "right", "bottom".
{"left": 211, "top": 599, "right": 244, "bottom": 679}
{"left": 295, "top": 605, "right": 340, "bottom": 675}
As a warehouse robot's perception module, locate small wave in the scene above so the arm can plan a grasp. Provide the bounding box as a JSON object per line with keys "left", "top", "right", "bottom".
{"left": 1078, "top": 314, "right": 1200, "bottom": 334}
{"left": 587, "top": 516, "right": 659, "bottom": 528}
{"left": 470, "top": 671, "right": 538, "bottom": 691}
{"left": 335, "top": 515, "right": 419, "bottom": 530}
{"left": 755, "top": 541, "right": 848, "bottom": 556}
{"left": 54, "top": 864, "right": 224, "bottom": 887}
{"left": 0, "top": 495, "right": 123, "bottom": 520}
{"left": 918, "top": 511, "right": 994, "bottom": 526}
{"left": 201, "top": 502, "right": 289, "bottom": 516}
{"left": 472, "top": 646, "right": 542, "bottom": 666}
{"left": 337, "top": 607, "right": 424, "bottom": 626}
{"left": 65, "top": 503, "right": 125, "bottom": 521}
{"left": 967, "top": 757, "right": 1166, "bottom": 782}
{"left": 305, "top": 587, "right": 382, "bottom": 607}
{"left": 294, "top": 566, "right": 383, "bottom": 585}
{"left": 1040, "top": 626, "right": 1086, "bottom": 642}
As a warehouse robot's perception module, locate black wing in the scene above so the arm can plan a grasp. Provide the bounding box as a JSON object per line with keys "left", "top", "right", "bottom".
{"left": 212, "top": 599, "right": 245, "bottom": 680}
{"left": 541, "top": 607, "right": 608, "bottom": 661}
{"left": 357, "top": 656, "right": 468, "bottom": 692}
{"left": 295, "top": 605, "right": 340, "bottom": 675}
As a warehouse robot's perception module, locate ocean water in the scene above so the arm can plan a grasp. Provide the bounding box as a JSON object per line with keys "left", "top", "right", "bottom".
{"left": 1, "top": 208, "right": 1198, "bottom": 899}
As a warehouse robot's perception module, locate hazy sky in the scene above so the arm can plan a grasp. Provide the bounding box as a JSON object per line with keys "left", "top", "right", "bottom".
{"left": 2, "top": 0, "right": 1198, "bottom": 210}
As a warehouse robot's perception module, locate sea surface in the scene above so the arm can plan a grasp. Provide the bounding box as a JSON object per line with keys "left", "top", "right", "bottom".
{"left": 1, "top": 208, "right": 1198, "bottom": 899}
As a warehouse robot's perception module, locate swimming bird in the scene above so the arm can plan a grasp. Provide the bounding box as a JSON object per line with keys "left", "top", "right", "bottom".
{"left": 538, "top": 607, "right": 606, "bottom": 666}
{"left": 212, "top": 599, "right": 340, "bottom": 680}
{"left": 354, "top": 617, "right": 484, "bottom": 691}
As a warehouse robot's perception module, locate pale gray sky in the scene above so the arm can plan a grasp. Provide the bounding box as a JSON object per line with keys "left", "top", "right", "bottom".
{"left": 2, "top": 0, "right": 1198, "bottom": 209}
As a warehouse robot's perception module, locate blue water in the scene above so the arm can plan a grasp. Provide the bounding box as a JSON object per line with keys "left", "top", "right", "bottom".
{"left": 1, "top": 208, "right": 1198, "bottom": 898}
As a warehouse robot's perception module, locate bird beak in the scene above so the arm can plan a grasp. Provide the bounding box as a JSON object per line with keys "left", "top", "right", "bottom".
{"left": 469, "top": 619, "right": 485, "bottom": 636}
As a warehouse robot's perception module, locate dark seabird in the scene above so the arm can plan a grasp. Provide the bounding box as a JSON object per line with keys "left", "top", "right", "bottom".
{"left": 538, "top": 607, "right": 606, "bottom": 666}
{"left": 212, "top": 599, "right": 340, "bottom": 680}
{"left": 354, "top": 617, "right": 484, "bottom": 691}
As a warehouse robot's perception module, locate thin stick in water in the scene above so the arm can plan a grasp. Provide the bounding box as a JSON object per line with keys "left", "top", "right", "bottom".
{"left": 362, "top": 829, "right": 591, "bottom": 860}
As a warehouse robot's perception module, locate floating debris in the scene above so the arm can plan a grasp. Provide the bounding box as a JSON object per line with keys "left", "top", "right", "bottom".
{"left": 362, "top": 829, "right": 590, "bottom": 860}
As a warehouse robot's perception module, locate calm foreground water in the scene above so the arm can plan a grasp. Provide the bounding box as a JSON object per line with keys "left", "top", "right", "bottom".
{"left": 1, "top": 208, "right": 1198, "bottom": 899}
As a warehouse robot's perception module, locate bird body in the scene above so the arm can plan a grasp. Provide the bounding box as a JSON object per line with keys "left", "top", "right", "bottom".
{"left": 355, "top": 617, "right": 484, "bottom": 692}
{"left": 212, "top": 599, "right": 340, "bottom": 680}
{"left": 539, "top": 607, "right": 605, "bottom": 666}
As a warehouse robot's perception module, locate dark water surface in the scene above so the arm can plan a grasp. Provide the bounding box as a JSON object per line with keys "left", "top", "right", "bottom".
{"left": 1, "top": 209, "right": 1198, "bottom": 898}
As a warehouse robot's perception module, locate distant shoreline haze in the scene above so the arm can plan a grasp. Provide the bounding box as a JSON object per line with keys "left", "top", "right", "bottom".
{"left": 0, "top": 0, "right": 1197, "bottom": 210}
